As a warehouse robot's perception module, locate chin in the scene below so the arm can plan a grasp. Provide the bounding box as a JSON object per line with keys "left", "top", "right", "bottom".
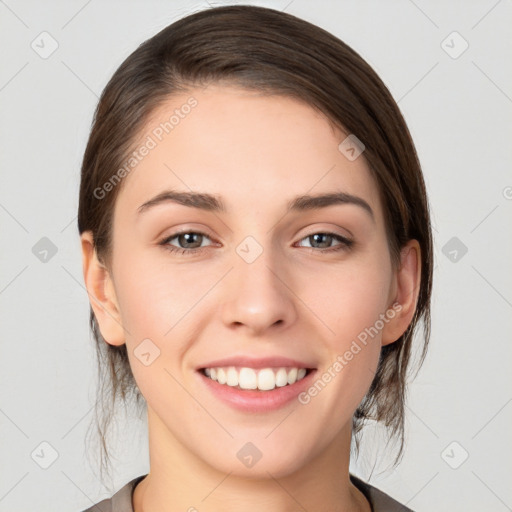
{"left": 198, "top": 438, "right": 316, "bottom": 480}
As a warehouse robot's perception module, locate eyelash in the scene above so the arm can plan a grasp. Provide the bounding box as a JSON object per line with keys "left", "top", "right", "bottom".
{"left": 158, "top": 230, "right": 354, "bottom": 256}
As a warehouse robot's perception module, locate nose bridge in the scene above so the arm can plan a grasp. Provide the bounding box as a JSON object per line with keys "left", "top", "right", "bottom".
{"left": 236, "top": 236, "right": 281, "bottom": 292}
{"left": 220, "top": 234, "right": 296, "bottom": 332}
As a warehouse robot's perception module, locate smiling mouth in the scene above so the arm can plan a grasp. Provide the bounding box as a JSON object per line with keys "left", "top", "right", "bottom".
{"left": 199, "top": 366, "right": 314, "bottom": 391}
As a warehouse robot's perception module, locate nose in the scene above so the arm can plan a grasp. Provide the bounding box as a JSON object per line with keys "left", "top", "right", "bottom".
{"left": 220, "top": 244, "right": 298, "bottom": 335}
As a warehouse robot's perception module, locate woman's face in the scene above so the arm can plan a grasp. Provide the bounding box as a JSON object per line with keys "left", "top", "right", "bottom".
{"left": 90, "top": 85, "right": 414, "bottom": 477}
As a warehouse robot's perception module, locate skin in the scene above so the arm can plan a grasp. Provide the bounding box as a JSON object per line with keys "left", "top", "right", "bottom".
{"left": 81, "top": 85, "right": 421, "bottom": 512}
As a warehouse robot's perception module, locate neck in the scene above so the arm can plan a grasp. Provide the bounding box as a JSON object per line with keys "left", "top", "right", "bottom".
{"left": 133, "top": 407, "right": 370, "bottom": 512}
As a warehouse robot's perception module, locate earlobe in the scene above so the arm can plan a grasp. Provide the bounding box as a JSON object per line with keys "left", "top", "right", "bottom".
{"left": 381, "top": 239, "right": 421, "bottom": 346}
{"left": 80, "top": 231, "right": 126, "bottom": 346}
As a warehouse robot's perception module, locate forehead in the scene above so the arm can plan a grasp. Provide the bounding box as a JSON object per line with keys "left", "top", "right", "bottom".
{"left": 114, "top": 85, "right": 383, "bottom": 221}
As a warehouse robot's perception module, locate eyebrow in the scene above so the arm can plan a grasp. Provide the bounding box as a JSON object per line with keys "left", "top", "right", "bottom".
{"left": 137, "top": 189, "right": 374, "bottom": 221}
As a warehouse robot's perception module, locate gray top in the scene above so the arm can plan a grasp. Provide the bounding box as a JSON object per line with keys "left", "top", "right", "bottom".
{"left": 81, "top": 473, "right": 414, "bottom": 512}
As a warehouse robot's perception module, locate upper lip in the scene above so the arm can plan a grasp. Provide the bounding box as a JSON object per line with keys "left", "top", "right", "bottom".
{"left": 197, "top": 355, "right": 316, "bottom": 370}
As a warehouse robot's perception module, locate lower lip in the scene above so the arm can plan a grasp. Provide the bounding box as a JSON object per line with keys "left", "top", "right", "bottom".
{"left": 197, "top": 369, "right": 317, "bottom": 413}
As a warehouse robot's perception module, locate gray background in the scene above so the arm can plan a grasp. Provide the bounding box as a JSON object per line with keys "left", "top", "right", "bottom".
{"left": 1, "top": 0, "right": 511, "bottom": 510}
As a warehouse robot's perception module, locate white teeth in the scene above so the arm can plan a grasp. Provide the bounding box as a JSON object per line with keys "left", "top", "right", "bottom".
{"left": 226, "top": 367, "right": 238, "bottom": 387}
{"left": 287, "top": 367, "right": 298, "bottom": 384}
{"left": 202, "top": 366, "right": 309, "bottom": 391}
{"left": 275, "top": 368, "right": 288, "bottom": 387}
{"left": 239, "top": 367, "right": 257, "bottom": 390}
{"left": 217, "top": 368, "right": 227, "bottom": 385}
{"left": 257, "top": 368, "right": 276, "bottom": 391}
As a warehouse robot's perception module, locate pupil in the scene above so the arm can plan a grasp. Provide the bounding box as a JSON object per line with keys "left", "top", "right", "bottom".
{"left": 180, "top": 233, "right": 201, "bottom": 248}
{"left": 312, "top": 233, "right": 330, "bottom": 248}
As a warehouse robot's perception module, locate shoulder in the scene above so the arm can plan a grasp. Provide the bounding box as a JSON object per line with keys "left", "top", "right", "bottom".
{"left": 350, "top": 474, "right": 415, "bottom": 512}
{"left": 80, "top": 475, "right": 147, "bottom": 512}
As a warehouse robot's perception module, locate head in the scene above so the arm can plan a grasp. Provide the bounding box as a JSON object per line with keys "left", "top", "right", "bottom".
{"left": 79, "top": 5, "right": 432, "bottom": 482}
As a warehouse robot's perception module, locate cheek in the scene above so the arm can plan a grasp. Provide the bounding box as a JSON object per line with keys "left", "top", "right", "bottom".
{"left": 295, "top": 250, "right": 392, "bottom": 405}
{"left": 113, "top": 250, "right": 210, "bottom": 338}
{"left": 111, "top": 253, "right": 204, "bottom": 406}
{"left": 299, "top": 255, "right": 392, "bottom": 348}
{"left": 295, "top": 274, "right": 389, "bottom": 433}
{"left": 110, "top": 249, "right": 224, "bottom": 394}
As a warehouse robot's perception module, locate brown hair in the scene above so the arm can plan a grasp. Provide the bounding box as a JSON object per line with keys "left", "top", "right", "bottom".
{"left": 78, "top": 4, "right": 433, "bottom": 480}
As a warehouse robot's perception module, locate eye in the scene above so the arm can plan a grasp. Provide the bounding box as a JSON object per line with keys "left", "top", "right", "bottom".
{"left": 296, "top": 232, "right": 353, "bottom": 252}
{"left": 159, "top": 230, "right": 353, "bottom": 256}
{"left": 159, "top": 230, "right": 214, "bottom": 255}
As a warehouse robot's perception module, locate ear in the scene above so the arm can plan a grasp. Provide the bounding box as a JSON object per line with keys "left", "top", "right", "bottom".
{"left": 381, "top": 239, "right": 421, "bottom": 346}
{"left": 81, "top": 231, "right": 125, "bottom": 346}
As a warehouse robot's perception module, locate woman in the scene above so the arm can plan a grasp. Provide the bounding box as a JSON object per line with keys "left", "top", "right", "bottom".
{"left": 79, "top": 5, "right": 432, "bottom": 511}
